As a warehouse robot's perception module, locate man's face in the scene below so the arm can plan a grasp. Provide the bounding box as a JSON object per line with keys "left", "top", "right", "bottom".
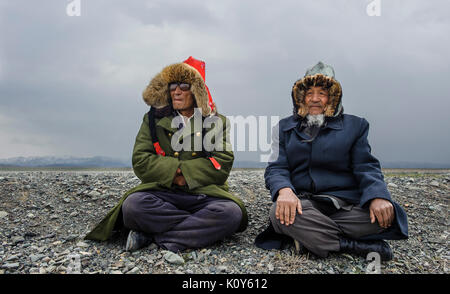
{"left": 169, "top": 83, "right": 194, "bottom": 111}
{"left": 170, "top": 82, "right": 194, "bottom": 112}
{"left": 304, "top": 86, "right": 329, "bottom": 115}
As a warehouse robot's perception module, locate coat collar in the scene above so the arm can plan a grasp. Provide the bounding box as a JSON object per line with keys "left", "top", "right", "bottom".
{"left": 281, "top": 115, "right": 300, "bottom": 132}
{"left": 323, "top": 116, "right": 343, "bottom": 130}
{"left": 281, "top": 115, "right": 343, "bottom": 140}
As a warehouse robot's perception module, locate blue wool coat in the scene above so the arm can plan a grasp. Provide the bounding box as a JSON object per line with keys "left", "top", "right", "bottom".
{"left": 264, "top": 114, "right": 408, "bottom": 241}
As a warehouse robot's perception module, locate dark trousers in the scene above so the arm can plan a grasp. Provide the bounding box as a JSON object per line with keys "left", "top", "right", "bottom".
{"left": 121, "top": 190, "right": 242, "bottom": 252}
{"left": 270, "top": 195, "right": 385, "bottom": 258}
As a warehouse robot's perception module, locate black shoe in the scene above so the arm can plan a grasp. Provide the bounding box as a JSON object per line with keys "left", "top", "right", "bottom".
{"left": 339, "top": 238, "right": 393, "bottom": 261}
{"left": 125, "top": 230, "right": 153, "bottom": 252}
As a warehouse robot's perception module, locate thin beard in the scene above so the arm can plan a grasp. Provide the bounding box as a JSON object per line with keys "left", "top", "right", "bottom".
{"left": 306, "top": 114, "right": 325, "bottom": 127}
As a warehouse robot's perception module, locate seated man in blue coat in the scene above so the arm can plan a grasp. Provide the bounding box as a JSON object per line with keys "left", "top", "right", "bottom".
{"left": 255, "top": 61, "right": 408, "bottom": 261}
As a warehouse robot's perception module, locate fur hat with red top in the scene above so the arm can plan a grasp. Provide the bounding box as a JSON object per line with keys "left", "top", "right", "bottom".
{"left": 143, "top": 56, "right": 217, "bottom": 117}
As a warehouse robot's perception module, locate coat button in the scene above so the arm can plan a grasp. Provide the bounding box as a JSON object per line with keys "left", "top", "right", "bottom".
{"left": 191, "top": 152, "right": 197, "bottom": 157}
{"left": 168, "top": 133, "right": 172, "bottom": 137}
{"left": 195, "top": 132, "right": 201, "bottom": 137}
{"left": 174, "top": 152, "right": 179, "bottom": 157}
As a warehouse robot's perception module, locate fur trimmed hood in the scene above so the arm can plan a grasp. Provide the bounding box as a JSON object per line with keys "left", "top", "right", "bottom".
{"left": 142, "top": 57, "right": 216, "bottom": 117}
{"left": 291, "top": 61, "right": 343, "bottom": 118}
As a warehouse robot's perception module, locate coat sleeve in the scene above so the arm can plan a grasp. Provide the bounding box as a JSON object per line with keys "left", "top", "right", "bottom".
{"left": 132, "top": 114, "right": 180, "bottom": 188}
{"left": 180, "top": 116, "right": 234, "bottom": 190}
{"left": 264, "top": 122, "right": 297, "bottom": 201}
{"left": 351, "top": 118, "right": 391, "bottom": 208}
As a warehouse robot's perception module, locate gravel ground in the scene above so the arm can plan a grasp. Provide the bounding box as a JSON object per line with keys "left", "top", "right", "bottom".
{"left": 0, "top": 169, "right": 448, "bottom": 274}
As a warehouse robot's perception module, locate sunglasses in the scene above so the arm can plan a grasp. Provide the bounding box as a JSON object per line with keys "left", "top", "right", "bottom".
{"left": 169, "top": 82, "right": 191, "bottom": 92}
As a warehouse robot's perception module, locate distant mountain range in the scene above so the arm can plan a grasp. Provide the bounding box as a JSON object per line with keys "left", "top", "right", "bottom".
{"left": 0, "top": 156, "right": 131, "bottom": 168}
{"left": 0, "top": 156, "right": 448, "bottom": 169}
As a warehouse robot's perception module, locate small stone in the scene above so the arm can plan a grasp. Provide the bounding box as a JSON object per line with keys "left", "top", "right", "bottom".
{"left": 2, "top": 263, "right": 20, "bottom": 269}
{"left": 39, "top": 267, "right": 47, "bottom": 274}
{"left": 0, "top": 211, "right": 8, "bottom": 219}
{"left": 110, "top": 270, "right": 123, "bottom": 274}
{"left": 163, "top": 251, "right": 185, "bottom": 265}
{"left": 189, "top": 251, "right": 197, "bottom": 260}
{"left": 12, "top": 236, "right": 25, "bottom": 244}
{"left": 387, "top": 183, "right": 398, "bottom": 188}
{"left": 126, "top": 267, "right": 140, "bottom": 274}
{"left": 30, "top": 254, "right": 45, "bottom": 263}
{"left": 76, "top": 241, "right": 89, "bottom": 248}
{"left": 112, "top": 261, "right": 124, "bottom": 268}
{"left": 148, "top": 243, "right": 158, "bottom": 250}
{"left": 268, "top": 263, "right": 274, "bottom": 271}
{"left": 6, "top": 255, "right": 19, "bottom": 261}
{"left": 27, "top": 213, "right": 35, "bottom": 218}
{"left": 408, "top": 186, "right": 421, "bottom": 191}
{"left": 64, "top": 234, "right": 78, "bottom": 242}
{"left": 88, "top": 191, "right": 101, "bottom": 197}
{"left": 430, "top": 181, "right": 439, "bottom": 187}
{"left": 70, "top": 212, "right": 79, "bottom": 217}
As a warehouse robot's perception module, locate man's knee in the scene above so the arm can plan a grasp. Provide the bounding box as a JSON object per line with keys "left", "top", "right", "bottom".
{"left": 122, "top": 192, "right": 144, "bottom": 216}
{"left": 122, "top": 192, "right": 157, "bottom": 228}
{"left": 206, "top": 200, "right": 242, "bottom": 231}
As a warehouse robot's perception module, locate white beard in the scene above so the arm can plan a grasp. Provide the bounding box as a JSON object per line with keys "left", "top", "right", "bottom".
{"left": 306, "top": 114, "right": 325, "bottom": 127}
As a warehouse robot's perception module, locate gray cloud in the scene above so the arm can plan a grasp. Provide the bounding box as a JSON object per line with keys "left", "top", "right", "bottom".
{"left": 0, "top": 0, "right": 449, "bottom": 164}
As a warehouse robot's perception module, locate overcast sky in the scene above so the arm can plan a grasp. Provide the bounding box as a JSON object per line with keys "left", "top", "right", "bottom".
{"left": 0, "top": 0, "right": 449, "bottom": 164}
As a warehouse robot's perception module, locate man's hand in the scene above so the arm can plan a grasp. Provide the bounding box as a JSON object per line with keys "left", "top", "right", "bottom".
{"left": 276, "top": 187, "right": 302, "bottom": 226}
{"left": 369, "top": 198, "right": 394, "bottom": 229}
{"left": 173, "top": 168, "right": 186, "bottom": 186}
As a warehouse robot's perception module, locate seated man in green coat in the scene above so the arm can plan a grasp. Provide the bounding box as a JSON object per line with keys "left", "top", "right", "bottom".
{"left": 85, "top": 57, "right": 248, "bottom": 253}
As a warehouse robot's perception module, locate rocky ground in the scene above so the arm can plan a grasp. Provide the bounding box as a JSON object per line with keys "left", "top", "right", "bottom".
{"left": 0, "top": 169, "right": 448, "bottom": 274}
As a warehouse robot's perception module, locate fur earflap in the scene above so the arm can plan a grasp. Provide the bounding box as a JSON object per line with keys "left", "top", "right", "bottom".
{"left": 142, "top": 63, "right": 216, "bottom": 116}
{"left": 292, "top": 74, "right": 343, "bottom": 118}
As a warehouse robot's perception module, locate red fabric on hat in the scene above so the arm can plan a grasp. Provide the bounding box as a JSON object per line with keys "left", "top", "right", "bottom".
{"left": 183, "top": 56, "right": 215, "bottom": 112}
{"left": 183, "top": 56, "right": 206, "bottom": 80}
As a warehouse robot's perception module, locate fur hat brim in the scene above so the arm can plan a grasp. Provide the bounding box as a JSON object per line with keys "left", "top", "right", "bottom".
{"left": 291, "top": 74, "right": 343, "bottom": 118}
{"left": 142, "top": 63, "right": 215, "bottom": 116}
